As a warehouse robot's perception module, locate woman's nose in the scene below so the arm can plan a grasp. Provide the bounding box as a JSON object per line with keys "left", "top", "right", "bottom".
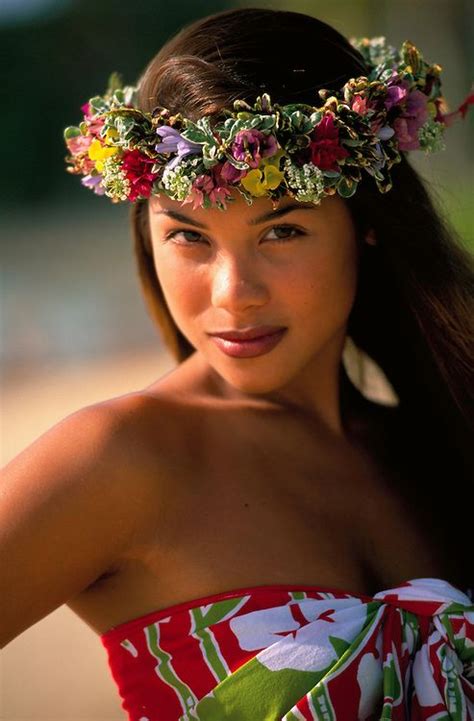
{"left": 210, "top": 255, "right": 270, "bottom": 312}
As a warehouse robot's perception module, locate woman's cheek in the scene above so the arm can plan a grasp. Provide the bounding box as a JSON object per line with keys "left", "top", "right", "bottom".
{"left": 156, "top": 258, "right": 207, "bottom": 328}
{"left": 296, "top": 251, "right": 358, "bottom": 329}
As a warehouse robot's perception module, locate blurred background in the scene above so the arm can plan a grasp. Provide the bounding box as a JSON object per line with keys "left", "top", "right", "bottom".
{"left": 1, "top": 0, "right": 472, "bottom": 719}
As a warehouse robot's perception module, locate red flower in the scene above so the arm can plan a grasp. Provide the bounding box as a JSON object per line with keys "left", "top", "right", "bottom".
{"left": 309, "top": 114, "right": 350, "bottom": 171}
{"left": 437, "top": 90, "right": 474, "bottom": 127}
{"left": 122, "top": 149, "right": 158, "bottom": 201}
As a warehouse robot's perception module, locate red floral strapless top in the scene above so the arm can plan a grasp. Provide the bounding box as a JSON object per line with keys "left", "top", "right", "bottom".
{"left": 100, "top": 577, "right": 474, "bottom": 720}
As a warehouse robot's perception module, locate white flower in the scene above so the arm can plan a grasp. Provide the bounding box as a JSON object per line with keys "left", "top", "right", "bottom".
{"left": 101, "top": 156, "right": 130, "bottom": 201}
{"left": 418, "top": 119, "right": 446, "bottom": 153}
{"left": 283, "top": 159, "right": 326, "bottom": 204}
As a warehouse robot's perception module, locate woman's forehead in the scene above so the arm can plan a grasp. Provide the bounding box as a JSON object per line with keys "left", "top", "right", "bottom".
{"left": 148, "top": 191, "right": 340, "bottom": 225}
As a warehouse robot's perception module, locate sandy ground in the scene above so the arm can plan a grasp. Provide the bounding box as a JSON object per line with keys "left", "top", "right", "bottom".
{"left": 2, "top": 347, "right": 176, "bottom": 465}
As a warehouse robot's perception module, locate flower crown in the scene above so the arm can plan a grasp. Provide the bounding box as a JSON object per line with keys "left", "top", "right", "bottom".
{"left": 63, "top": 36, "right": 473, "bottom": 211}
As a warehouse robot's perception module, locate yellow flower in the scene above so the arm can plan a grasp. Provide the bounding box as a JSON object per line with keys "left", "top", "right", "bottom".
{"left": 88, "top": 138, "right": 118, "bottom": 172}
{"left": 105, "top": 127, "right": 120, "bottom": 144}
{"left": 241, "top": 149, "right": 286, "bottom": 197}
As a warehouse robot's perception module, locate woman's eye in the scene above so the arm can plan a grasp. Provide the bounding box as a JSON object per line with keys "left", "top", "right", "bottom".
{"left": 165, "top": 225, "right": 304, "bottom": 245}
{"left": 265, "top": 225, "right": 304, "bottom": 242}
{"left": 165, "top": 229, "right": 204, "bottom": 245}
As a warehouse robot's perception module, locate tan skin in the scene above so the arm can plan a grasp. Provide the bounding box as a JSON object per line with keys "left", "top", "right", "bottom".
{"left": 66, "top": 190, "right": 448, "bottom": 636}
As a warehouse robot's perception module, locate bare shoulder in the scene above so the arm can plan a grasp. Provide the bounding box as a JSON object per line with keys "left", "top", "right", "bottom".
{"left": 80, "top": 390, "right": 198, "bottom": 538}
{"left": 0, "top": 391, "right": 183, "bottom": 648}
{"left": 63, "top": 391, "right": 190, "bottom": 505}
{"left": 95, "top": 389, "right": 198, "bottom": 468}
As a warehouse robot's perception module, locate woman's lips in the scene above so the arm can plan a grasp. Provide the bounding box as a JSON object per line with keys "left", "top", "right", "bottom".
{"left": 209, "top": 328, "right": 287, "bottom": 358}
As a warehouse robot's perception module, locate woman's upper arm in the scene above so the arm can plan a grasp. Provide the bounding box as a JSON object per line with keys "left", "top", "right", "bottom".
{"left": 0, "top": 400, "right": 143, "bottom": 648}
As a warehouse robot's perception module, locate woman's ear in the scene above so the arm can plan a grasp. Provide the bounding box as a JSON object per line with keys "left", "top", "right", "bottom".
{"left": 365, "top": 228, "right": 377, "bottom": 246}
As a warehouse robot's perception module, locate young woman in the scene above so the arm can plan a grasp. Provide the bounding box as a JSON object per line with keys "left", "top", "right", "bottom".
{"left": 2, "top": 7, "right": 473, "bottom": 720}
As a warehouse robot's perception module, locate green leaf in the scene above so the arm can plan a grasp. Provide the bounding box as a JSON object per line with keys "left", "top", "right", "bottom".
{"left": 341, "top": 138, "right": 363, "bottom": 147}
{"left": 181, "top": 127, "right": 207, "bottom": 144}
{"left": 288, "top": 110, "right": 304, "bottom": 124}
{"left": 309, "top": 111, "right": 323, "bottom": 126}
{"left": 195, "top": 116, "right": 216, "bottom": 139}
{"left": 123, "top": 86, "right": 137, "bottom": 106}
{"left": 112, "top": 89, "right": 125, "bottom": 105}
{"left": 237, "top": 115, "right": 266, "bottom": 131}
{"left": 337, "top": 177, "right": 358, "bottom": 197}
{"left": 236, "top": 111, "right": 255, "bottom": 122}
{"left": 281, "top": 103, "right": 316, "bottom": 115}
{"left": 64, "top": 126, "right": 81, "bottom": 140}
{"left": 221, "top": 153, "right": 249, "bottom": 170}
{"left": 257, "top": 116, "right": 276, "bottom": 131}
{"left": 225, "top": 115, "right": 277, "bottom": 138}
{"left": 89, "top": 96, "right": 109, "bottom": 114}
{"left": 117, "top": 117, "right": 135, "bottom": 132}
{"left": 202, "top": 144, "right": 220, "bottom": 163}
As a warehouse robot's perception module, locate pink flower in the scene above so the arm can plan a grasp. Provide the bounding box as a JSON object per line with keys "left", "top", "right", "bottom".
{"left": 66, "top": 134, "right": 93, "bottom": 156}
{"left": 87, "top": 116, "right": 106, "bottom": 137}
{"left": 80, "top": 101, "right": 105, "bottom": 137}
{"left": 188, "top": 167, "right": 233, "bottom": 210}
{"left": 351, "top": 95, "right": 369, "bottom": 115}
{"left": 231, "top": 129, "right": 279, "bottom": 168}
{"left": 309, "top": 114, "right": 350, "bottom": 171}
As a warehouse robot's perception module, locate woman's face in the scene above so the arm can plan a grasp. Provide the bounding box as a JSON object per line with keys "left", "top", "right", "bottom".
{"left": 147, "top": 190, "right": 360, "bottom": 402}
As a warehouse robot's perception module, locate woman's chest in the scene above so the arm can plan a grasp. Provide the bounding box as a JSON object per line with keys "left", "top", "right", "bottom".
{"left": 66, "top": 416, "right": 447, "bottom": 636}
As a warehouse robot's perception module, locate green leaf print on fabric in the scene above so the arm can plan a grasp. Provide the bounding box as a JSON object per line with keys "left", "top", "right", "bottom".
{"left": 180, "top": 601, "right": 383, "bottom": 720}
{"left": 182, "top": 661, "right": 322, "bottom": 721}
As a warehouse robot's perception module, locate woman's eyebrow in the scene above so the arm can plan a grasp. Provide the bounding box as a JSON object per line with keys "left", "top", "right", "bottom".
{"left": 152, "top": 202, "right": 316, "bottom": 229}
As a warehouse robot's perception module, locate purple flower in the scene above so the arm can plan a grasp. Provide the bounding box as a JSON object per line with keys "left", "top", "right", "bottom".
{"left": 404, "top": 89, "right": 430, "bottom": 119}
{"left": 155, "top": 126, "right": 202, "bottom": 170}
{"left": 385, "top": 85, "right": 407, "bottom": 110}
{"left": 384, "top": 71, "right": 409, "bottom": 110}
{"left": 377, "top": 126, "right": 395, "bottom": 140}
{"left": 384, "top": 76, "right": 409, "bottom": 111}
{"left": 220, "top": 161, "right": 246, "bottom": 183}
{"left": 82, "top": 174, "right": 105, "bottom": 195}
{"left": 372, "top": 142, "right": 385, "bottom": 171}
{"left": 231, "top": 129, "right": 279, "bottom": 168}
{"left": 393, "top": 89, "right": 429, "bottom": 151}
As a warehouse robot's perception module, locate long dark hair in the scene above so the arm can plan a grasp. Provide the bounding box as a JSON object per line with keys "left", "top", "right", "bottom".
{"left": 130, "top": 8, "right": 473, "bottom": 587}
